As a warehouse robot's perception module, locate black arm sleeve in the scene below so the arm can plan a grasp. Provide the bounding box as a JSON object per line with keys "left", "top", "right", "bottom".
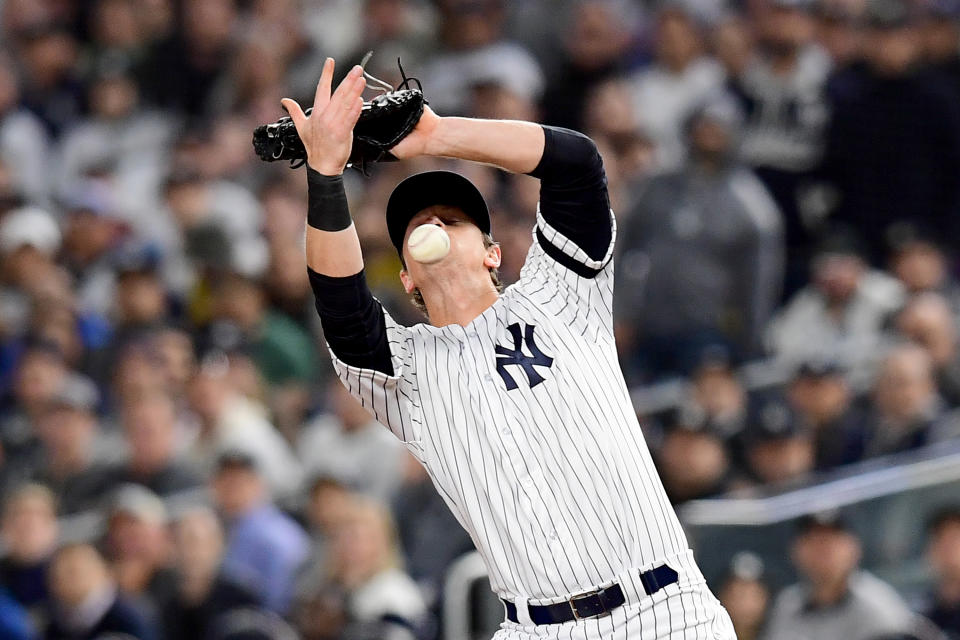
{"left": 308, "top": 268, "right": 394, "bottom": 376}
{"left": 527, "top": 126, "right": 612, "bottom": 271}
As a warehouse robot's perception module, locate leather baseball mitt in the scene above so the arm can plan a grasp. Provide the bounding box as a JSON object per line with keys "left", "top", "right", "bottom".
{"left": 252, "top": 57, "right": 426, "bottom": 173}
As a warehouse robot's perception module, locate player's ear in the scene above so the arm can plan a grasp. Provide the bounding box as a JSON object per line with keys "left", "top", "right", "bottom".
{"left": 399, "top": 268, "right": 416, "bottom": 294}
{"left": 483, "top": 243, "right": 502, "bottom": 269}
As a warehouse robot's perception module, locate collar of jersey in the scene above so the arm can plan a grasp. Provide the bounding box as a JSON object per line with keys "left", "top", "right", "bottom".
{"left": 418, "top": 290, "right": 504, "bottom": 337}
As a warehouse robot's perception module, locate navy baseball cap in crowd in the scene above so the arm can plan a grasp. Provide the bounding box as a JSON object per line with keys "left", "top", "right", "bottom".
{"left": 385, "top": 170, "right": 491, "bottom": 256}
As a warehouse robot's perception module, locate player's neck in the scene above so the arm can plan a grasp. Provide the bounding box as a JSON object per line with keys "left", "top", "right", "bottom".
{"left": 421, "top": 271, "right": 499, "bottom": 328}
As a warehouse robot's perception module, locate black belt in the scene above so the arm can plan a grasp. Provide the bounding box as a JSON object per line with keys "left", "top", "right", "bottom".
{"left": 503, "top": 564, "right": 678, "bottom": 625}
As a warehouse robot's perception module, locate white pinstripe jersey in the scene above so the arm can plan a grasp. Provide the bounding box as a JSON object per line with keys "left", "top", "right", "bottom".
{"left": 331, "top": 209, "right": 691, "bottom": 601}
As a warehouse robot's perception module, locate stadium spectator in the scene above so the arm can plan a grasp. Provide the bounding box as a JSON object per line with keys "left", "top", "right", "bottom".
{"left": 421, "top": 0, "right": 544, "bottom": 116}
{"left": 45, "top": 542, "right": 152, "bottom": 640}
{"left": 186, "top": 354, "right": 302, "bottom": 498}
{"left": 762, "top": 512, "right": 915, "bottom": 640}
{"left": 616, "top": 92, "right": 783, "bottom": 379}
{"left": 718, "top": 552, "right": 771, "bottom": 640}
{"left": 392, "top": 452, "right": 474, "bottom": 602}
{"left": 887, "top": 226, "right": 960, "bottom": 312}
{"left": 786, "top": 359, "right": 869, "bottom": 469}
{"left": 295, "top": 476, "right": 359, "bottom": 602}
{"left": 137, "top": 0, "right": 239, "bottom": 119}
{"left": 298, "top": 380, "right": 404, "bottom": 501}
{"left": 0, "top": 484, "right": 59, "bottom": 612}
{"left": 919, "top": 0, "right": 960, "bottom": 84}
{"left": 923, "top": 508, "right": 960, "bottom": 638}
{"left": 0, "top": 50, "right": 49, "bottom": 206}
{"left": 13, "top": 21, "right": 84, "bottom": 138}
{"left": 765, "top": 227, "right": 903, "bottom": 386}
{"left": 821, "top": 0, "right": 960, "bottom": 263}
{"left": 742, "top": 395, "right": 815, "bottom": 486}
{"left": 162, "top": 507, "right": 261, "bottom": 640}
{"left": 322, "top": 498, "right": 429, "bottom": 640}
{"left": 866, "top": 344, "right": 960, "bottom": 457}
{"left": 657, "top": 414, "right": 732, "bottom": 503}
{"left": 895, "top": 293, "right": 960, "bottom": 407}
{"left": 539, "top": 1, "right": 635, "bottom": 132}
{"left": 102, "top": 484, "right": 175, "bottom": 629}
{"left": 212, "top": 450, "right": 310, "bottom": 615}
{"left": 0, "top": 206, "right": 62, "bottom": 340}
{"left": 108, "top": 390, "right": 201, "bottom": 496}
{"left": 628, "top": 6, "right": 724, "bottom": 172}
{"left": 29, "top": 375, "right": 113, "bottom": 515}
{"left": 0, "top": 341, "right": 67, "bottom": 487}
{"left": 729, "top": 0, "right": 831, "bottom": 288}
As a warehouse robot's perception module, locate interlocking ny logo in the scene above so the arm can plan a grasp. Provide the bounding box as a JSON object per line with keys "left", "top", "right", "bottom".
{"left": 495, "top": 323, "right": 554, "bottom": 390}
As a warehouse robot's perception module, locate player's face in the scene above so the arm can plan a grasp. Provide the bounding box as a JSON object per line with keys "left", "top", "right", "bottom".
{"left": 399, "top": 205, "right": 501, "bottom": 294}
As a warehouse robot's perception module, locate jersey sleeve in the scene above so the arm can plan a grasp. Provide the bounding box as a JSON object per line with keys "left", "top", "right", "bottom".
{"left": 328, "top": 305, "right": 423, "bottom": 447}
{"left": 515, "top": 207, "right": 617, "bottom": 339}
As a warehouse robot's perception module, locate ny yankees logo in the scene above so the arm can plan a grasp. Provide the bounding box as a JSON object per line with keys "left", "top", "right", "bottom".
{"left": 495, "top": 323, "right": 554, "bottom": 390}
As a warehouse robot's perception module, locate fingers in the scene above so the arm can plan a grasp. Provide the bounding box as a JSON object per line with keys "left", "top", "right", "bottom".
{"left": 313, "top": 58, "right": 335, "bottom": 112}
{"left": 327, "top": 65, "right": 365, "bottom": 114}
{"left": 280, "top": 98, "right": 306, "bottom": 131}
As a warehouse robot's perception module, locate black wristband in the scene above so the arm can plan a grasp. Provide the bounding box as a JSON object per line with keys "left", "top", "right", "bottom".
{"left": 307, "top": 167, "right": 352, "bottom": 232}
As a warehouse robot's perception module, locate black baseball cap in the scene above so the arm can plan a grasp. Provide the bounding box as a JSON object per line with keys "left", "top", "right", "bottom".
{"left": 385, "top": 171, "right": 491, "bottom": 255}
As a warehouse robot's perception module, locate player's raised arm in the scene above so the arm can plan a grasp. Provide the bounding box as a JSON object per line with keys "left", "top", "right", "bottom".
{"left": 281, "top": 59, "right": 366, "bottom": 278}
{"left": 282, "top": 60, "right": 395, "bottom": 377}
{"left": 392, "top": 112, "right": 613, "bottom": 268}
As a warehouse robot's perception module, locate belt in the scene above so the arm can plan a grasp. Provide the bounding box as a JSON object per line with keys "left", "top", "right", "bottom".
{"left": 503, "top": 564, "right": 679, "bottom": 626}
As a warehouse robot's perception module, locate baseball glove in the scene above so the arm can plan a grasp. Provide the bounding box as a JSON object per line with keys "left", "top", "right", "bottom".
{"left": 252, "top": 57, "right": 427, "bottom": 173}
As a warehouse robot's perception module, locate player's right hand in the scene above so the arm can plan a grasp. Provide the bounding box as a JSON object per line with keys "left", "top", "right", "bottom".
{"left": 280, "top": 58, "right": 366, "bottom": 176}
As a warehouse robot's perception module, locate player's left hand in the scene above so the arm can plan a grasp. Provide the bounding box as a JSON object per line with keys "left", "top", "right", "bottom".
{"left": 389, "top": 104, "right": 441, "bottom": 160}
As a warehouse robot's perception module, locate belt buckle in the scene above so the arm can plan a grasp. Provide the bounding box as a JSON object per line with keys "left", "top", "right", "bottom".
{"left": 568, "top": 589, "right": 605, "bottom": 621}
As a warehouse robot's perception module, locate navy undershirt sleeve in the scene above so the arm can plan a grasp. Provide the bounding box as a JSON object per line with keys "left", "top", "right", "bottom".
{"left": 527, "top": 126, "right": 612, "bottom": 271}
{"left": 304, "top": 170, "right": 393, "bottom": 376}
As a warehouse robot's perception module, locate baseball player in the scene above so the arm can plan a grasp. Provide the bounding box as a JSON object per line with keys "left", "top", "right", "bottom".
{"left": 281, "top": 59, "right": 737, "bottom": 639}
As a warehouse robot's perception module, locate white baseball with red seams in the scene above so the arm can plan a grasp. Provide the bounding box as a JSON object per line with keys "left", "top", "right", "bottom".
{"left": 407, "top": 223, "right": 450, "bottom": 263}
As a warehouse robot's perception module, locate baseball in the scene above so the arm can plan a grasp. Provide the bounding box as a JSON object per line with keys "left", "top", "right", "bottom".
{"left": 407, "top": 224, "right": 450, "bottom": 264}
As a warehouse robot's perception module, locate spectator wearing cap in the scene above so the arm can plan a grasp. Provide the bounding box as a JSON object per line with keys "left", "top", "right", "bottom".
{"left": 107, "top": 390, "right": 202, "bottom": 496}
{"left": 212, "top": 451, "right": 310, "bottom": 615}
{"left": 0, "top": 50, "right": 50, "bottom": 207}
{"left": 718, "top": 552, "right": 771, "bottom": 640}
{"left": 765, "top": 226, "right": 904, "bottom": 387}
{"left": 186, "top": 356, "right": 303, "bottom": 498}
{"left": 0, "top": 206, "right": 62, "bottom": 340}
{"left": 616, "top": 91, "right": 783, "bottom": 381}
{"left": 0, "top": 484, "right": 59, "bottom": 613}
{"left": 895, "top": 293, "right": 960, "bottom": 408}
{"left": 762, "top": 512, "right": 915, "bottom": 640}
{"left": 741, "top": 395, "right": 815, "bottom": 486}
{"left": 656, "top": 411, "right": 733, "bottom": 504}
{"left": 627, "top": 6, "right": 725, "bottom": 173}
{"left": 786, "top": 359, "right": 869, "bottom": 470}
{"left": 163, "top": 507, "right": 261, "bottom": 640}
{"left": 28, "top": 375, "right": 113, "bottom": 515}
{"left": 44, "top": 542, "right": 153, "bottom": 640}
{"left": 297, "top": 379, "right": 404, "bottom": 502}
{"left": 923, "top": 508, "right": 960, "bottom": 638}
{"left": 821, "top": 0, "right": 960, "bottom": 263}
{"left": 728, "top": 0, "right": 831, "bottom": 293}
{"left": 866, "top": 343, "right": 960, "bottom": 457}
{"left": 102, "top": 484, "right": 176, "bottom": 630}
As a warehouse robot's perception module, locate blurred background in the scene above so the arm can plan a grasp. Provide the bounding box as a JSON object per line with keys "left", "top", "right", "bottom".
{"left": 0, "top": 0, "right": 958, "bottom": 638}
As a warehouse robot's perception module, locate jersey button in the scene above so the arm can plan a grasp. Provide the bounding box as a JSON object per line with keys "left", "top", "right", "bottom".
{"left": 484, "top": 374, "right": 493, "bottom": 382}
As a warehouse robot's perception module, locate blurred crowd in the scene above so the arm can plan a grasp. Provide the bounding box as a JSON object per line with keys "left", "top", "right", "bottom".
{"left": 0, "top": 0, "right": 959, "bottom": 638}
